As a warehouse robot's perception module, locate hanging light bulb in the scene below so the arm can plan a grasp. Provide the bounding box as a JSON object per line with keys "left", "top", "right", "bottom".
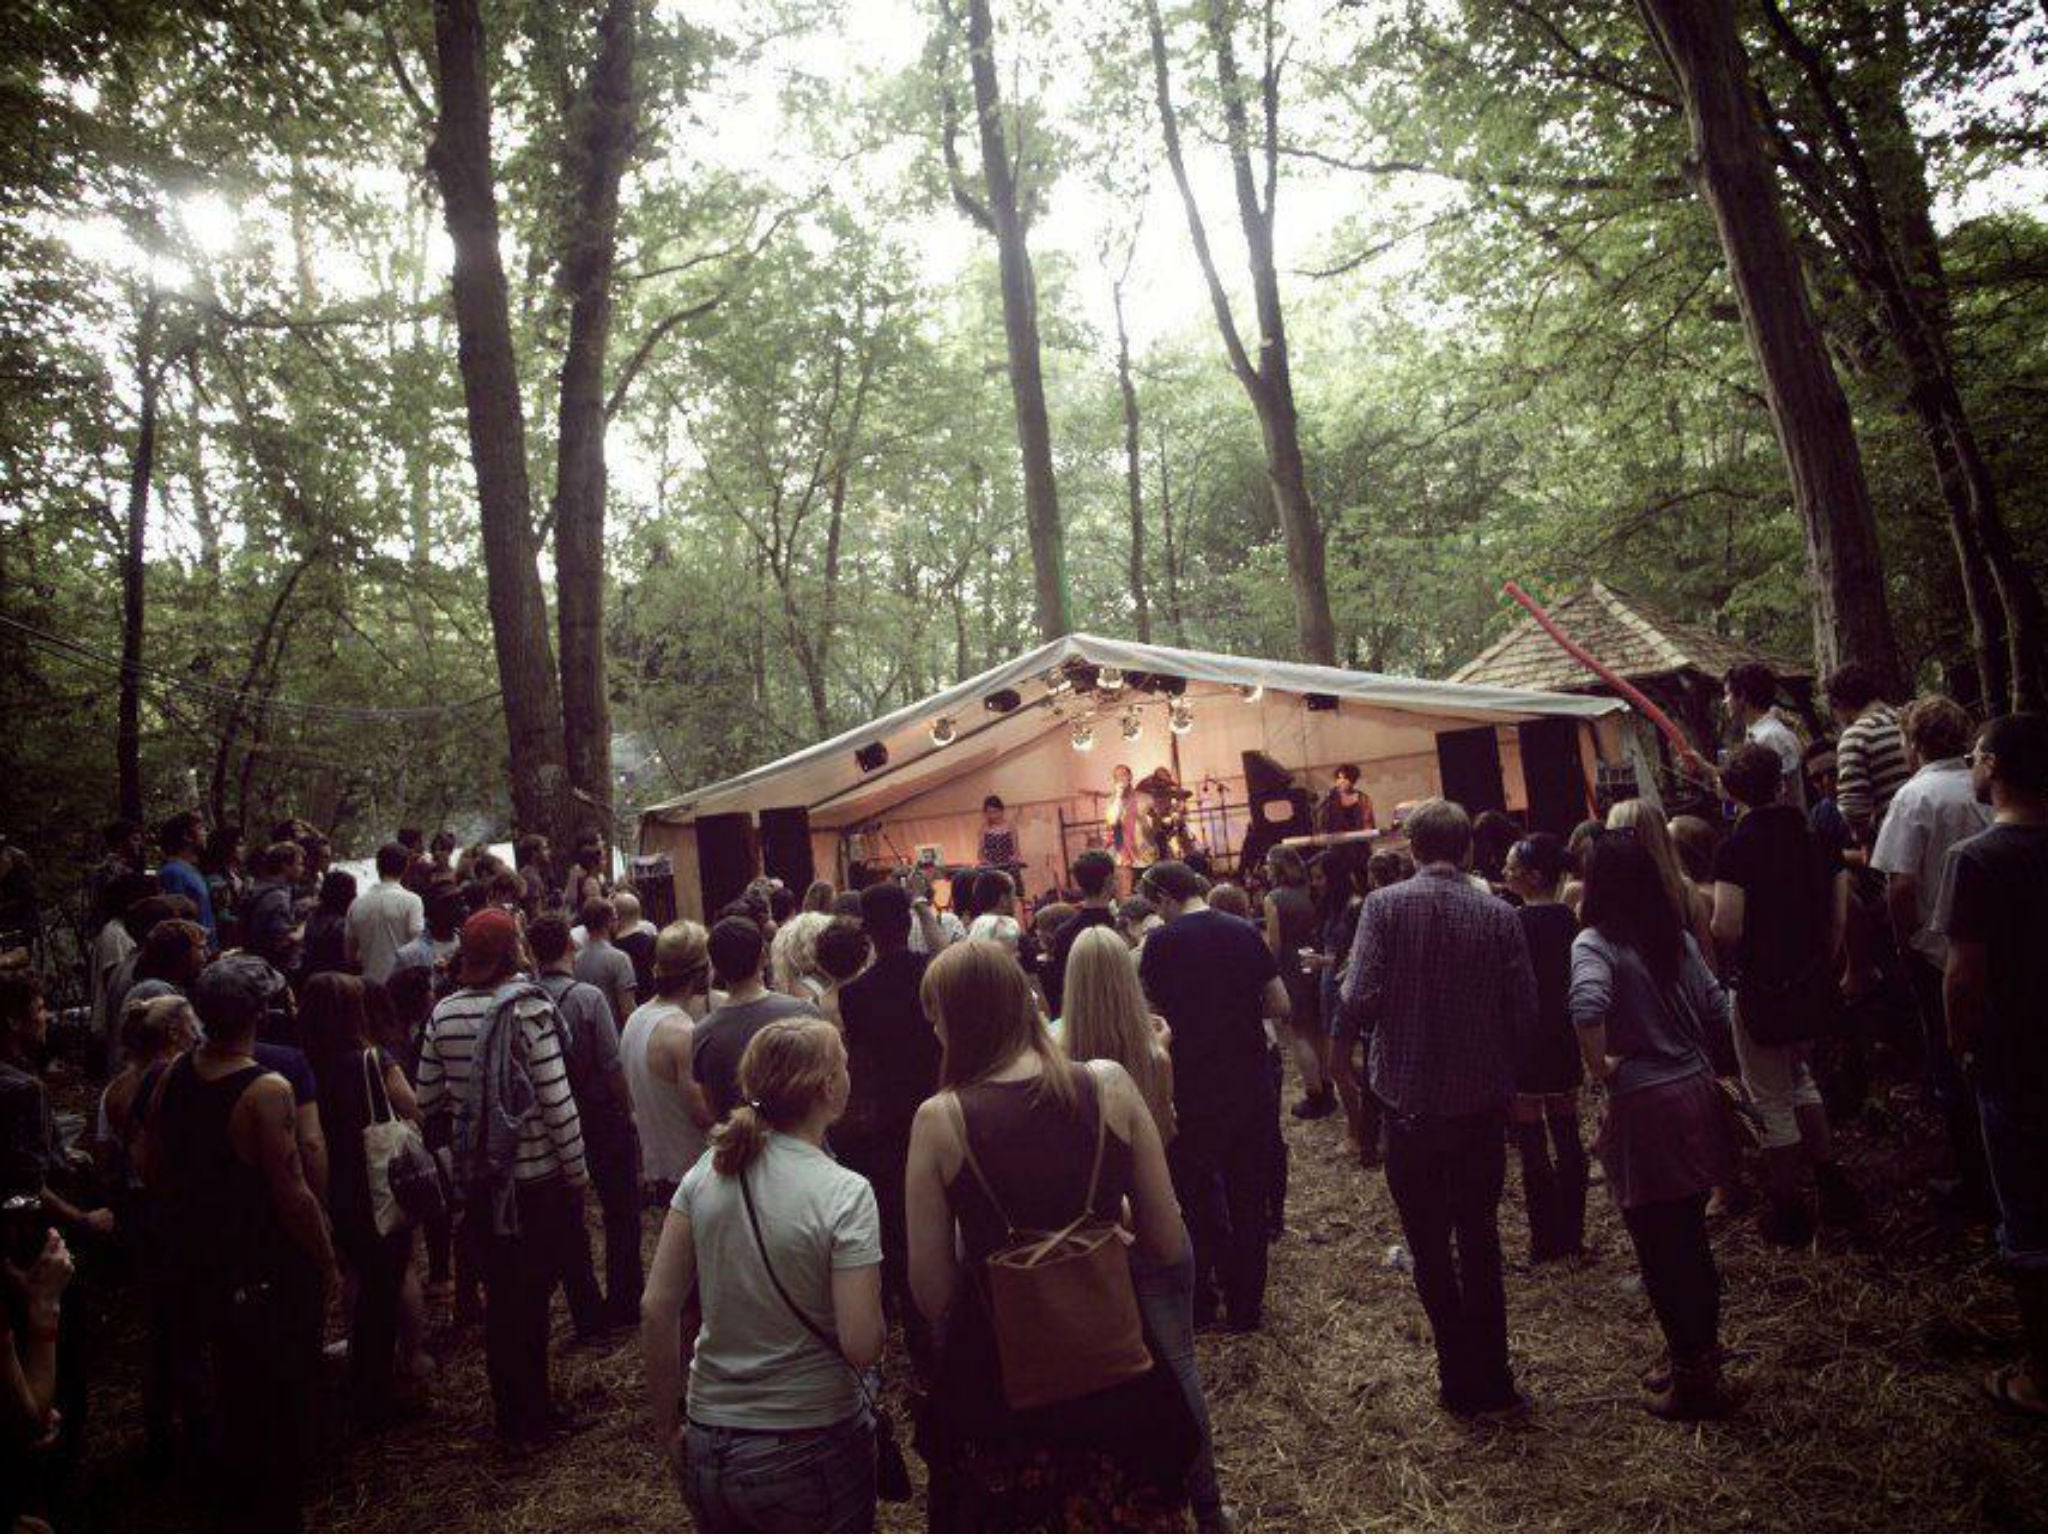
{"left": 1097, "top": 665, "right": 1125, "bottom": 692}
{"left": 1120, "top": 709, "right": 1143, "bottom": 741}
{"left": 929, "top": 716, "right": 956, "bottom": 747}
{"left": 1070, "top": 720, "right": 1096, "bottom": 752}
{"left": 1238, "top": 682, "right": 1264, "bottom": 704}
{"left": 1169, "top": 699, "right": 1195, "bottom": 735}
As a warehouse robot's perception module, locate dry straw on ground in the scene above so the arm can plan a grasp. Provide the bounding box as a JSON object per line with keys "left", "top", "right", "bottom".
{"left": 60, "top": 1090, "right": 2048, "bottom": 1532}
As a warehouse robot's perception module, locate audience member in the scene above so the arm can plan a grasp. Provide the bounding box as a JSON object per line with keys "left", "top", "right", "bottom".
{"left": 346, "top": 843, "right": 426, "bottom": 985}
{"left": 1502, "top": 832, "right": 1586, "bottom": 1263}
{"left": 573, "top": 897, "right": 639, "bottom": 1024}
{"left": 621, "top": 922, "right": 717, "bottom": 1211}
{"left": 1826, "top": 662, "right": 1910, "bottom": 846}
{"left": 1344, "top": 799, "right": 1534, "bottom": 1418}
{"left": 693, "top": 919, "right": 820, "bottom": 1124}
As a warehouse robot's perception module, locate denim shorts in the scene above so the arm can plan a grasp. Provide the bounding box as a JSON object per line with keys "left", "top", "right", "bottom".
{"left": 683, "top": 1412, "right": 875, "bottom": 1533}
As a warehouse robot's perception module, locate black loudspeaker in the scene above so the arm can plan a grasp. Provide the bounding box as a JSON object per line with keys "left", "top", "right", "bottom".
{"left": 629, "top": 854, "right": 677, "bottom": 928}
{"left": 1435, "top": 725, "right": 1507, "bottom": 816}
{"left": 855, "top": 742, "right": 888, "bottom": 772}
{"left": 1304, "top": 693, "right": 1339, "bottom": 712}
{"left": 759, "top": 806, "right": 815, "bottom": 892}
{"left": 1518, "top": 717, "right": 1591, "bottom": 837}
{"left": 696, "top": 813, "right": 758, "bottom": 917}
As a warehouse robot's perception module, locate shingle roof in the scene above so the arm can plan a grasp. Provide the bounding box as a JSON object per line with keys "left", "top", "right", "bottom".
{"left": 1450, "top": 582, "right": 1810, "bottom": 694}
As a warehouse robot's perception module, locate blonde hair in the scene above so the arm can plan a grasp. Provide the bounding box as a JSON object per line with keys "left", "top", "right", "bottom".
{"left": 710, "top": 1017, "right": 845, "bottom": 1176}
{"left": 120, "top": 993, "right": 195, "bottom": 1062}
{"left": 921, "top": 939, "right": 1075, "bottom": 1112}
{"left": 1606, "top": 800, "right": 1694, "bottom": 935}
{"left": 653, "top": 920, "right": 711, "bottom": 998}
{"left": 768, "top": 911, "right": 831, "bottom": 996}
{"left": 1061, "top": 927, "right": 1173, "bottom": 1141}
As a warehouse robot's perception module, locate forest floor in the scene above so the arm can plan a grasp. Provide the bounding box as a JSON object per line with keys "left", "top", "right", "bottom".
{"left": 52, "top": 1071, "right": 2048, "bottom": 1533}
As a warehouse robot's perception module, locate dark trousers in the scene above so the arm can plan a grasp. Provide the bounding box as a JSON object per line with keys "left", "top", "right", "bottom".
{"left": 1907, "top": 954, "right": 1991, "bottom": 1202}
{"left": 551, "top": 1180, "right": 609, "bottom": 1339}
{"left": 1266, "top": 1047, "right": 1289, "bottom": 1229}
{"left": 342, "top": 1226, "right": 412, "bottom": 1420}
{"left": 1513, "top": 1111, "right": 1588, "bottom": 1261}
{"left": 1384, "top": 1107, "right": 1515, "bottom": 1411}
{"left": 1170, "top": 1089, "right": 1277, "bottom": 1327}
{"left": 1621, "top": 1193, "right": 1720, "bottom": 1363}
{"left": 837, "top": 1122, "right": 928, "bottom": 1371}
{"left": 207, "top": 1271, "right": 323, "bottom": 1531}
{"left": 591, "top": 1134, "right": 644, "bottom": 1326}
{"left": 476, "top": 1180, "right": 574, "bottom": 1438}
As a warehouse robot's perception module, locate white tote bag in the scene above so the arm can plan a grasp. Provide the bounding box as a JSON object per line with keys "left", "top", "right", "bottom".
{"left": 361, "top": 1049, "right": 423, "bottom": 1236}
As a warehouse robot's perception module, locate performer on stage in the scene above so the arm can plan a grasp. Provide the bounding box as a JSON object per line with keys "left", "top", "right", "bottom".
{"left": 977, "top": 794, "right": 1019, "bottom": 868}
{"left": 1104, "top": 764, "right": 1141, "bottom": 862}
{"left": 1136, "top": 768, "right": 1195, "bottom": 863}
{"left": 1318, "top": 763, "right": 1376, "bottom": 835}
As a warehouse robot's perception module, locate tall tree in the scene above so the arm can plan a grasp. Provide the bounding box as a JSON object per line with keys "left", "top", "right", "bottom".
{"left": 1109, "top": 223, "right": 1151, "bottom": 641}
{"left": 938, "top": 0, "right": 1071, "bottom": 641}
{"left": 427, "top": 0, "right": 572, "bottom": 839}
{"left": 1144, "top": 0, "right": 1336, "bottom": 664}
{"left": 1752, "top": 0, "right": 2045, "bottom": 708}
{"left": 116, "top": 289, "right": 161, "bottom": 823}
{"left": 549, "top": 0, "right": 638, "bottom": 837}
{"left": 1636, "top": 0, "right": 1902, "bottom": 690}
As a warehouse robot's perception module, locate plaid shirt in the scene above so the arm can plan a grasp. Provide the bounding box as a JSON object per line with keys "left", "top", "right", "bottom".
{"left": 1342, "top": 865, "right": 1536, "bottom": 1117}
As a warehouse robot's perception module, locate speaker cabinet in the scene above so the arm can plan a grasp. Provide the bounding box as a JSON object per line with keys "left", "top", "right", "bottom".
{"left": 759, "top": 806, "right": 815, "bottom": 893}
{"left": 1517, "top": 717, "right": 1591, "bottom": 836}
{"left": 696, "top": 813, "right": 759, "bottom": 917}
{"left": 1435, "top": 726, "right": 1507, "bottom": 816}
{"left": 628, "top": 854, "right": 677, "bottom": 929}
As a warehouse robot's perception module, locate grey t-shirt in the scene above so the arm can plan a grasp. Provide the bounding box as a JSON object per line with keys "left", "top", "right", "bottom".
{"left": 574, "top": 937, "right": 638, "bottom": 1018}
{"left": 674, "top": 1134, "right": 882, "bottom": 1429}
{"left": 1568, "top": 929, "right": 1728, "bottom": 1096}
{"left": 691, "top": 993, "right": 820, "bottom": 1121}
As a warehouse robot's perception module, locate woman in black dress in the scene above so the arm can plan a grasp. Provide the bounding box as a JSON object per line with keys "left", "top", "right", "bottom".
{"left": 1502, "top": 833, "right": 1587, "bottom": 1262}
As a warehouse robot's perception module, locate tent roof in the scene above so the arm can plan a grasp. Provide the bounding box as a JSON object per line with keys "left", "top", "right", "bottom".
{"left": 1450, "top": 582, "right": 1809, "bottom": 694}
{"left": 641, "top": 632, "right": 1623, "bottom": 828}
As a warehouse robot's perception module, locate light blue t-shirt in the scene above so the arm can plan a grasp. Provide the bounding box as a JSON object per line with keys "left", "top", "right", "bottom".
{"left": 674, "top": 1133, "right": 881, "bottom": 1429}
{"left": 158, "top": 858, "right": 216, "bottom": 948}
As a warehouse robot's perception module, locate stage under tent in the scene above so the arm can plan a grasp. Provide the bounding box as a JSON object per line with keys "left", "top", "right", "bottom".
{"left": 635, "top": 633, "right": 1629, "bottom": 922}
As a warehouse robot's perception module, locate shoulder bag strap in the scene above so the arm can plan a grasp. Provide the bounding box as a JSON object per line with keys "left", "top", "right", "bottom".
{"left": 738, "top": 1167, "right": 880, "bottom": 1417}
{"left": 944, "top": 1090, "right": 1017, "bottom": 1235}
{"left": 1079, "top": 1063, "right": 1110, "bottom": 1218}
{"left": 362, "top": 1047, "right": 395, "bottom": 1125}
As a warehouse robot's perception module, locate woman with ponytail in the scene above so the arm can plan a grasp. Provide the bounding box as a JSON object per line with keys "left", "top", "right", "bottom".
{"left": 640, "top": 1017, "right": 885, "bottom": 1533}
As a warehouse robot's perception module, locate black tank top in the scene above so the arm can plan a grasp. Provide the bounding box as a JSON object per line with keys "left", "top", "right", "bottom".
{"left": 948, "top": 1066, "right": 1132, "bottom": 1263}
{"left": 155, "top": 1053, "right": 303, "bottom": 1293}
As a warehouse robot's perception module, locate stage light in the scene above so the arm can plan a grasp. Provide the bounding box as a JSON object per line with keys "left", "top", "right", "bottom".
{"left": 984, "top": 688, "right": 1022, "bottom": 713}
{"left": 1238, "top": 683, "right": 1264, "bottom": 704}
{"left": 1169, "top": 699, "right": 1194, "bottom": 735}
{"left": 1070, "top": 721, "right": 1096, "bottom": 751}
{"left": 855, "top": 741, "right": 889, "bottom": 772}
{"left": 1097, "top": 665, "right": 1124, "bottom": 691}
{"left": 1120, "top": 710, "right": 1143, "bottom": 741}
{"left": 928, "top": 717, "right": 956, "bottom": 746}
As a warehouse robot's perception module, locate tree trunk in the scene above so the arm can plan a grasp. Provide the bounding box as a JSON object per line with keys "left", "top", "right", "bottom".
{"left": 1144, "top": 0, "right": 1336, "bottom": 663}
{"left": 1112, "top": 276, "right": 1150, "bottom": 641}
{"left": 1637, "top": 0, "right": 1902, "bottom": 691}
{"left": 208, "top": 557, "right": 313, "bottom": 825}
{"left": 117, "top": 291, "right": 161, "bottom": 824}
{"left": 550, "top": 0, "right": 637, "bottom": 841}
{"left": 428, "top": 0, "right": 571, "bottom": 840}
{"left": 956, "top": 0, "right": 1070, "bottom": 641}
{"left": 1157, "top": 421, "right": 1186, "bottom": 645}
{"left": 1759, "top": 0, "right": 2044, "bottom": 706}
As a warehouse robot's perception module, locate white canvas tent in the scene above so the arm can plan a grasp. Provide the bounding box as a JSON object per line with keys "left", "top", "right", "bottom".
{"left": 638, "top": 633, "right": 1628, "bottom": 921}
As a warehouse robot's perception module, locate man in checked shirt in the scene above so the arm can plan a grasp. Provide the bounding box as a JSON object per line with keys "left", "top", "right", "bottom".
{"left": 418, "top": 908, "right": 589, "bottom": 1448}
{"left": 1344, "top": 798, "right": 1537, "bottom": 1420}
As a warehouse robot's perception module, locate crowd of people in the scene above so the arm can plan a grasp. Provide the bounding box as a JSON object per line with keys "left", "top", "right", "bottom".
{"left": 0, "top": 663, "right": 2043, "bottom": 1533}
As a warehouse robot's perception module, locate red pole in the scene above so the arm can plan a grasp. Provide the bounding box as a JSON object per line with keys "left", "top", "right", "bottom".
{"left": 1501, "top": 581, "right": 1708, "bottom": 778}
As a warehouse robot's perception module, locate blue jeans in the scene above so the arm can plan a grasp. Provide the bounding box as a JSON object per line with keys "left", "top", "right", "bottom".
{"left": 1979, "top": 1089, "right": 2048, "bottom": 1273}
{"left": 1132, "top": 1244, "right": 1221, "bottom": 1522}
{"left": 683, "top": 1413, "right": 875, "bottom": 1533}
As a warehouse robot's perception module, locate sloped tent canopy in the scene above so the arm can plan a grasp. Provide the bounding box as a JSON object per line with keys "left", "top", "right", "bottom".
{"left": 639, "top": 633, "right": 1627, "bottom": 921}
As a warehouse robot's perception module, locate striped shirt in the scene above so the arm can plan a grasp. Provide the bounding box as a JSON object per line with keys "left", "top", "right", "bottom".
{"left": 1836, "top": 704, "right": 1910, "bottom": 844}
{"left": 417, "top": 986, "right": 587, "bottom": 1186}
